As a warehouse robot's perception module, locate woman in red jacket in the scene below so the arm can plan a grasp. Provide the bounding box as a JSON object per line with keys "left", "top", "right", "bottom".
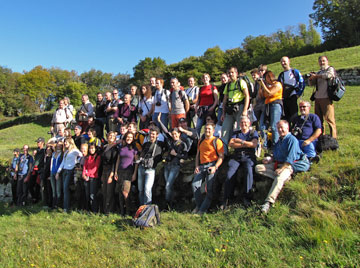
{"left": 82, "top": 143, "right": 101, "bottom": 213}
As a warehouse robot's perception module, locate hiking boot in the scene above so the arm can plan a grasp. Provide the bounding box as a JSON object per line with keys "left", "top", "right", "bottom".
{"left": 242, "top": 197, "right": 251, "bottom": 208}
{"left": 192, "top": 207, "right": 199, "bottom": 214}
{"left": 261, "top": 202, "right": 271, "bottom": 214}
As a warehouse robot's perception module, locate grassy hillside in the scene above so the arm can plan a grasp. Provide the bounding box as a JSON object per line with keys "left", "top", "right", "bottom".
{"left": 0, "top": 47, "right": 359, "bottom": 267}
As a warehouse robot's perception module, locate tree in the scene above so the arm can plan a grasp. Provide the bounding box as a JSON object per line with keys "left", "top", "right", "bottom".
{"left": 310, "top": 0, "right": 360, "bottom": 47}
{"left": 132, "top": 57, "right": 167, "bottom": 86}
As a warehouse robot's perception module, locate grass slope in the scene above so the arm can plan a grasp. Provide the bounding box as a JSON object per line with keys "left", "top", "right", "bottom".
{"left": 0, "top": 47, "right": 359, "bottom": 267}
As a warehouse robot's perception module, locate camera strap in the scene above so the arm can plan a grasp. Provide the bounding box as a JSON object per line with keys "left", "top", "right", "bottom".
{"left": 295, "top": 114, "right": 309, "bottom": 132}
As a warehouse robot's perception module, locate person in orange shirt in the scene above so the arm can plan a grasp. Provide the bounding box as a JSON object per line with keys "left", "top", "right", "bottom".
{"left": 192, "top": 123, "right": 225, "bottom": 214}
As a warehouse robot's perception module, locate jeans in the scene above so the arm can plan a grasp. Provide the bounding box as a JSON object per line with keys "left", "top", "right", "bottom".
{"left": 298, "top": 140, "right": 317, "bottom": 158}
{"left": 221, "top": 104, "right": 244, "bottom": 144}
{"left": 269, "top": 103, "right": 282, "bottom": 144}
{"left": 217, "top": 107, "right": 223, "bottom": 126}
{"left": 196, "top": 116, "right": 206, "bottom": 135}
{"left": 259, "top": 110, "right": 267, "bottom": 148}
{"left": 192, "top": 162, "right": 217, "bottom": 213}
{"left": 50, "top": 174, "right": 62, "bottom": 207}
{"left": 62, "top": 169, "right": 74, "bottom": 211}
{"left": 153, "top": 112, "right": 169, "bottom": 131}
{"left": 164, "top": 164, "right": 181, "bottom": 202}
{"left": 138, "top": 165, "right": 155, "bottom": 205}
{"left": 84, "top": 178, "right": 99, "bottom": 213}
{"left": 224, "top": 157, "right": 255, "bottom": 201}
{"left": 16, "top": 175, "right": 26, "bottom": 205}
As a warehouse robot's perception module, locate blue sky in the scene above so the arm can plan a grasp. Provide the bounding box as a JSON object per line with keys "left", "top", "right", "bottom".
{"left": 0, "top": 0, "right": 316, "bottom": 75}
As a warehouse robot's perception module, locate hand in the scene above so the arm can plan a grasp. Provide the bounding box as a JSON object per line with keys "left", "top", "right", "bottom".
{"left": 118, "top": 117, "right": 123, "bottom": 124}
{"left": 13, "top": 174, "right": 17, "bottom": 180}
{"left": 114, "top": 174, "right": 118, "bottom": 181}
{"left": 208, "top": 107, "right": 214, "bottom": 113}
{"left": 178, "top": 126, "right": 184, "bottom": 132}
{"left": 221, "top": 114, "right": 225, "bottom": 122}
{"left": 208, "top": 166, "right": 217, "bottom": 174}
{"left": 55, "top": 173, "right": 60, "bottom": 180}
{"left": 194, "top": 166, "right": 200, "bottom": 174}
{"left": 84, "top": 176, "right": 89, "bottom": 182}
{"left": 107, "top": 177, "right": 113, "bottom": 184}
{"left": 170, "top": 149, "right": 177, "bottom": 156}
{"left": 140, "top": 115, "right": 146, "bottom": 122}
{"left": 50, "top": 126, "right": 54, "bottom": 132}
{"left": 131, "top": 174, "right": 136, "bottom": 182}
{"left": 302, "top": 140, "right": 311, "bottom": 147}
{"left": 275, "top": 168, "right": 283, "bottom": 175}
{"left": 242, "top": 110, "right": 248, "bottom": 116}
{"left": 24, "top": 175, "right": 30, "bottom": 183}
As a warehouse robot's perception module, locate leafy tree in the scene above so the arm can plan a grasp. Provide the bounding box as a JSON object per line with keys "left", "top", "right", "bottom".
{"left": 57, "top": 81, "right": 87, "bottom": 107}
{"left": 310, "top": 0, "right": 360, "bottom": 47}
{"left": 132, "top": 57, "right": 167, "bottom": 86}
{"left": 201, "top": 46, "right": 226, "bottom": 81}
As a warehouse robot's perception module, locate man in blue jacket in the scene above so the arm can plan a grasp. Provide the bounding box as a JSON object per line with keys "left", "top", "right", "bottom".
{"left": 255, "top": 120, "right": 310, "bottom": 213}
{"left": 278, "top": 56, "right": 305, "bottom": 122}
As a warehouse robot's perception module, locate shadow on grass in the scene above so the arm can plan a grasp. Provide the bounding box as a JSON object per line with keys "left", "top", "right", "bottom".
{"left": 0, "top": 112, "right": 52, "bottom": 130}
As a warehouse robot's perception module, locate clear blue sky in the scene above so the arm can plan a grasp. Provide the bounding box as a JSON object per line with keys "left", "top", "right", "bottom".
{"left": 0, "top": 0, "right": 317, "bottom": 75}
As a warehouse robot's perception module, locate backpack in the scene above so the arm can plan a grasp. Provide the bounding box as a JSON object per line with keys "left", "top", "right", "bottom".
{"left": 316, "top": 134, "right": 339, "bottom": 153}
{"left": 327, "top": 70, "right": 345, "bottom": 101}
{"left": 198, "top": 135, "right": 228, "bottom": 156}
{"left": 239, "top": 75, "right": 256, "bottom": 100}
{"left": 133, "top": 204, "right": 161, "bottom": 228}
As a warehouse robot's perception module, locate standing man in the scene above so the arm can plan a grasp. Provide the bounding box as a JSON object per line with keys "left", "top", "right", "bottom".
{"left": 16, "top": 145, "right": 34, "bottom": 206}
{"left": 185, "top": 77, "right": 199, "bottom": 128}
{"left": 309, "top": 56, "right": 337, "bottom": 138}
{"left": 221, "top": 67, "right": 250, "bottom": 144}
{"left": 192, "top": 123, "right": 225, "bottom": 214}
{"left": 291, "top": 101, "right": 322, "bottom": 160}
{"left": 278, "top": 56, "right": 305, "bottom": 122}
{"left": 51, "top": 99, "right": 72, "bottom": 136}
{"left": 169, "top": 77, "right": 189, "bottom": 128}
{"left": 130, "top": 85, "right": 139, "bottom": 107}
{"left": 77, "top": 94, "right": 94, "bottom": 131}
{"left": 255, "top": 120, "right": 310, "bottom": 213}
{"left": 105, "top": 91, "right": 119, "bottom": 133}
{"left": 95, "top": 92, "right": 107, "bottom": 125}
{"left": 150, "top": 77, "right": 157, "bottom": 96}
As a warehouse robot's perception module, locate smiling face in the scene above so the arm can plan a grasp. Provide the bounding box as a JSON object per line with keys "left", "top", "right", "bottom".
{"left": 124, "top": 94, "right": 131, "bottom": 104}
{"left": 188, "top": 77, "right": 195, "bottom": 87}
{"left": 125, "top": 132, "right": 134, "bottom": 144}
{"left": 130, "top": 86, "right": 137, "bottom": 96}
{"left": 228, "top": 68, "right": 238, "bottom": 82}
{"left": 107, "top": 132, "right": 116, "bottom": 144}
{"left": 204, "top": 124, "right": 215, "bottom": 138}
{"left": 277, "top": 121, "right": 289, "bottom": 138}
{"left": 299, "top": 101, "right": 310, "bottom": 116}
{"left": 80, "top": 144, "right": 88, "bottom": 156}
{"left": 171, "top": 129, "right": 180, "bottom": 141}
{"left": 97, "top": 93, "right": 103, "bottom": 102}
{"left": 280, "top": 56, "right": 290, "bottom": 70}
{"left": 170, "top": 78, "right": 179, "bottom": 90}
{"left": 221, "top": 74, "right": 229, "bottom": 84}
{"left": 318, "top": 56, "right": 329, "bottom": 70}
{"left": 150, "top": 77, "right": 156, "bottom": 87}
{"left": 149, "top": 130, "right": 159, "bottom": 143}
{"left": 202, "top": 74, "right": 210, "bottom": 85}
{"left": 239, "top": 117, "right": 250, "bottom": 133}
{"left": 88, "top": 145, "right": 96, "bottom": 155}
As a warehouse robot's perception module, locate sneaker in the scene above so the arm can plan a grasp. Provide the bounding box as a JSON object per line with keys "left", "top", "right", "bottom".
{"left": 192, "top": 207, "right": 199, "bottom": 214}
{"left": 261, "top": 202, "right": 271, "bottom": 214}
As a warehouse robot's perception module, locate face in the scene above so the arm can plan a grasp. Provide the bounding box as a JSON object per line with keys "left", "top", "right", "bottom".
{"left": 56, "top": 143, "right": 63, "bottom": 151}
{"left": 251, "top": 72, "right": 259, "bottom": 81}
{"left": 128, "top": 124, "right": 136, "bottom": 134}
{"left": 299, "top": 102, "right": 310, "bottom": 116}
{"left": 277, "top": 122, "right": 289, "bottom": 138}
{"left": 112, "top": 90, "right": 119, "bottom": 99}
{"left": 124, "top": 94, "right": 131, "bottom": 104}
{"left": 259, "top": 69, "right": 266, "bottom": 78}
{"left": 150, "top": 77, "right": 156, "bottom": 87}
{"left": 204, "top": 125, "right": 214, "bottom": 137}
{"left": 37, "top": 141, "right": 44, "bottom": 148}
{"left": 149, "top": 130, "right": 158, "bottom": 142}
{"left": 202, "top": 74, "right": 210, "bottom": 84}
{"left": 97, "top": 94, "right": 103, "bottom": 101}
{"left": 221, "top": 74, "right": 229, "bottom": 84}
{"left": 188, "top": 78, "right": 195, "bottom": 87}
{"left": 105, "top": 92, "right": 112, "bottom": 100}
{"left": 240, "top": 118, "right": 250, "bottom": 131}
{"left": 58, "top": 129, "right": 64, "bottom": 137}
{"left": 171, "top": 130, "right": 180, "bottom": 141}
{"left": 64, "top": 140, "right": 70, "bottom": 149}
{"left": 89, "top": 146, "right": 96, "bottom": 155}
{"left": 88, "top": 117, "right": 94, "bottom": 125}
{"left": 82, "top": 95, "right": 87, "bottom": 103}
{"left": 318, "top": 57, "right": 329, "bottom": 69}
{"left": 120, "top": 126, "right": 127, "bottom": 135}
{"left": 170, "top": 79, "right": 179, "bottom": 90}
{"left": 74, "top": 127, "right": 81, "bottom": 135}
{"left": 81, "top": 145, "right": 88, "bottom": 156}
{"left": 125, "top": 133, "right": 134, "bottom": 144}
{"left": 13, "top": 151, "right": 19, "bottom": 157}
{"left": 141, "top": 86, "right": 146, "bottom": 95}
{"left": 107, "top": 133, "right": 116, "bottom": 144}
{"left": 280, "top": 57, "right": 290, "bottom": 70}
{"left": 228, "top": 68, "right": 237, "bottom": 81}
{"left": 180, "top": 120, "right": 187, "bottom": 128}
{"left": 46, "top": 147, "right": 52, "bottom": 155}
{"left": 156, "top": 80, "right": 163, "bottom": 89}
{"left": 130, "top": 86, "right": 137, "bottom": 95}
{"left": 205, "top": 116, "right": 214, "bottom": 124}
{"left": 59, "top": 100, "right": 65, "bottom": 109}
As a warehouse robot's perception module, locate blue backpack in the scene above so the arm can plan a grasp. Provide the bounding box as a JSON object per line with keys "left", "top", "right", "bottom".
{"left": 133, "top": 205, "right": 161, "bottom": 228}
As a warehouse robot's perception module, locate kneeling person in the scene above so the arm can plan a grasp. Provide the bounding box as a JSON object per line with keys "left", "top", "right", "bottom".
{"left": 192, "top": 123, "right": 224, "bottom": 214}
{"left": 222, "top": 116, "right": 258, "bottom": 208}
{"left": 255, "top": 120, "right": 310, "bottom": 213}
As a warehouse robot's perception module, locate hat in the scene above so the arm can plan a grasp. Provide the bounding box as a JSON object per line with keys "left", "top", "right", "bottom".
{"left": 35, "top": 137, "right": 45, "bottom": 143}
{"left": 75, "top": 125, "right": 82, "bottom": 130}
{"left": 179, "top": 118, "right": 187, "bottom": 123}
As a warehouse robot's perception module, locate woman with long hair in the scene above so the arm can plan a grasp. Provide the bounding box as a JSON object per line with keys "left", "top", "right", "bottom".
{"left": 50, "top": 142, "right": 64, "bottom": 208}
{"left": 195, "top": 73, "right": 219, "bottom": 135}
{"left": 138, "top": 85, "right": 154, "bottom": 130}
{"left": 114, "top": 132, "right": 139, "bottom": 215}
{"left": 56, "top": 138, "right": 82, "bottom": 212}
{"left": 100, "top": 131, "right": 118, "bottom": 215}
{"left": 257, "top": 70, "right": 283, "bottom": 145}
{"left": 83, "top": 143, "right": 101, "bottom": 213}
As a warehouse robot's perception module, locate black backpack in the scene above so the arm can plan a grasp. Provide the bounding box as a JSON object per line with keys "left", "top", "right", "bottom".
{"left": 327, "top": 69, "right": 345, "bottom": 101}
{"left": 316, "top": 134, "right": 339, "bottom": 153}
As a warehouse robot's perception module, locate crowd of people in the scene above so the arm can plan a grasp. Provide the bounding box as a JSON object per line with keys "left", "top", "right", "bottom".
{"left": 7, "top": 55, "right": 337, "bottom": 215}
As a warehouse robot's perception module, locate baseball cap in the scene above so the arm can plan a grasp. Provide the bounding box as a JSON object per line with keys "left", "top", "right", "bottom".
{"left": 179, "top": 118, "right": 186, "bottom": 123}
{"left": 35, "top": 137, "right": 45, "bottom": 143}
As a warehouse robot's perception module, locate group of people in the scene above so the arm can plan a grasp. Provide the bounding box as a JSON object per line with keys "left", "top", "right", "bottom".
{"left": 7, "top": 55, "right": 337, "bottom": 215}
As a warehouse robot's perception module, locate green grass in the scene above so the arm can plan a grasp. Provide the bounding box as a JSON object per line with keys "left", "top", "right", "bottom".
{"left": 0, "top": 48, "right": 360, "bottom": 267}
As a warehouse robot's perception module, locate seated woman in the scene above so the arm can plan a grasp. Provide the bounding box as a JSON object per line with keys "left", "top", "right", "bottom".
{"left": 157, "top": 113, "right": 188, "bottom": 206}
{"left": 114, "top": 132, "right": 139, "bottom": 216}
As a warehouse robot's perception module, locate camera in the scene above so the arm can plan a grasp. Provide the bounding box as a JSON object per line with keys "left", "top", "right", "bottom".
{"left": 292, "top": 127, "right": 302, "bottom": 138}
{"left": 156, "top": 101, "right": 161, "bottom": 106}
{"left": 140, "top": 157, "right": 154, "bottom": 169}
